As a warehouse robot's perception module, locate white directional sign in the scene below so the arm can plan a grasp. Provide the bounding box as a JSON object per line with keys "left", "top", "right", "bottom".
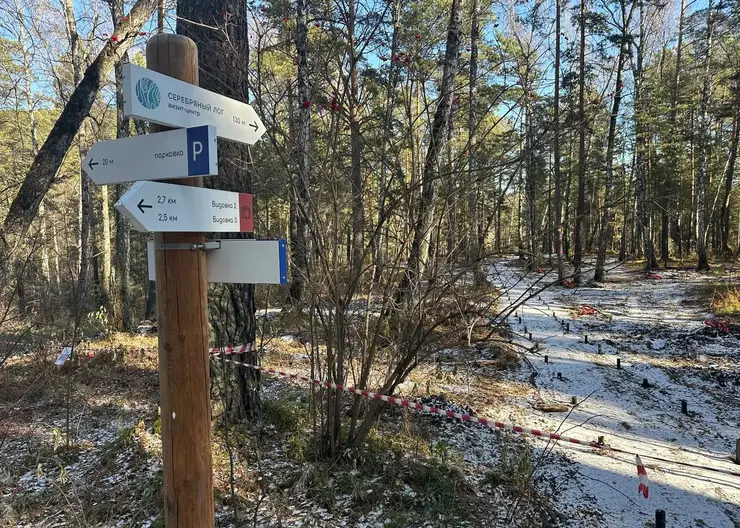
{"left": 147, "top": 239, "right": 288, "bottom": 284}
{"left": 123, "top": 63, "right": 265, "bottom": 145}
{"left": 115, "top": 181, "right": 253, "bottom": 233}
{"left": 82, "top": 126, "right": 218, "bottom": 185}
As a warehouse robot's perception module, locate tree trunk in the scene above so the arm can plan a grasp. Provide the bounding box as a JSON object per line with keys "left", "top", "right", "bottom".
{"left": 696, "top": 0, "right": 715, "bottom": 271}
{"left": 619, "top": 165, "right": 629, "bottom": 260}
{"left": 39, "top": 203, "right": 50, "bottom": 288}
{"left": 720, "top": 102, "right": 739, "bottom": 256}
{"left": 517, "top": 168, "right": 524, "bottom": 259}
{"left": 670, "top": 35, "right": 685, "bottom": 263}
{"left": 62, "top": 0, "right": 93, "bottom": 318}
{"left": 400, "top": 0, "right": 461, "bottom": 296}
{"left": 348, "top": 0, "right": 364, "bottom": 281}
{"left": 468, "top": 0, "right": 483, "bottom": 283}
{"left": 574, "top": 0, "right": 587, "bottom": 285}
{"left": 178, "top": 0, "right": 260, "bottom": 419}
{"left": 78, "top": 128, "right": 93, "bottom": 314}
{"left": 595, "top": 2, "right": 633, "bottom": 282}
{"left": 525, "top": 102, "right": 537, "bottom": 269}
{"left": 108, "top": 0, "right": 133, "bottom": 330}
{"left": 634, "top": 0, "right": 658, "bottom": 270}
{"left": 145, "top": 280, "right": 156, "bottom": 320}
{"left": 100, "top": 186, "right": 111, "bottom": 305}
{"left": 18, "top": 15, "right": 49, "bottom": 297}
{"left": 495, "top": 172, "right": 502, "bottom": 252}
{"left": 288, "top": 0, "right": 311, "bottom": 305}
{"left": 372, "top": 0, "right": 401, "bottom": 281}
{"left": 689, "top": 111, "right": 696, "bottom": 255}
{"left": 564, "top": 130, "right": 573, "bottom": 259}
{"left": 553, "top": 0, "right": 563, "bottom": 279}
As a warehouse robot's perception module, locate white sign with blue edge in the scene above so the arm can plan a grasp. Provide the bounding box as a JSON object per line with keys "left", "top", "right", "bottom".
{"left": 82, "top": 126, "right": 217, "bottom": 185}
{"left": 123, "top": 63, "right": 265, "bottom": 145}
{"left": 147, "top": 239, "right": 288, "bottom": 285}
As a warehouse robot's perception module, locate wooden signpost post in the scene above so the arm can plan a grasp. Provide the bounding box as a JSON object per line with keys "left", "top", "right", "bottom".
{"left": 86, "top": 33, "right": 274, "bottom": 527}
{"left": 146, "top": 35, "right": 214, "bottom": 528}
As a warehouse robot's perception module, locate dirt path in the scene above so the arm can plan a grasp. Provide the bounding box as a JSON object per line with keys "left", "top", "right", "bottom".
{"left": 487, "top": 258, "right": 740, "bottom": 528}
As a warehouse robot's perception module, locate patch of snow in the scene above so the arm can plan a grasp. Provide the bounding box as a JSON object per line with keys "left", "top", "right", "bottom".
{"left": 486, "top": 257, "right": 740, "bottom": 528}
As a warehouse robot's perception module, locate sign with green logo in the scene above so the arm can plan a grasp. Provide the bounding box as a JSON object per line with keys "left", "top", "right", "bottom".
{"left": 135, "top": 77, "right": 161, "bottom": 109}
{"left": 122, "top": 64, "right": 265, "bottom": 145}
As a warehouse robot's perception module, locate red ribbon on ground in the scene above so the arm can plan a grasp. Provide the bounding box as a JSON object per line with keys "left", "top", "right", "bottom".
{"left": 579, "top": 304, "right": 597, "bottom": 316}
{"left": 704, "top": 319, "right": 729, "bottom": 333}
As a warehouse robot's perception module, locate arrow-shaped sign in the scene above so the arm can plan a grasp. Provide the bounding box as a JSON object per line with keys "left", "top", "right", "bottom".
{"left": 83, "top": 126, "right": 218, "bottom": 185}
{"left": 115, "top": 181, "right": 253, "bottom": 233}
{"left": 123, "top": 64, "right": 265, "bottom": 145}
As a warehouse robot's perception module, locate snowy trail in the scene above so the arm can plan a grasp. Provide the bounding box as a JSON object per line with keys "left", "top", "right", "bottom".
{"left": 488, "top": 258, "right": 740, "bottom": 528}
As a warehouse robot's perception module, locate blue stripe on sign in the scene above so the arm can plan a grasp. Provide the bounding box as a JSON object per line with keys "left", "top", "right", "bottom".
{"left": 186, "top": 126, "right": 210, "bottom": 176}
{"left": 278, "top": 240, "right": 288, "bottom": 284}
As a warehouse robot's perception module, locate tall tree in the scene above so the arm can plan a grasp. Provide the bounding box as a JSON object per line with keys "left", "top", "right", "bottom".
{"left": 61, "top": 0, "right": 94, "bottom": 318}
{"left": 667, "top": 0, "right": 686, "bottom": 260}
{"left": 468, "top": 0, "right": 483, "bottom": 283}
{"left": 347, "top": 0, "right": 364, "bottom": 280}
{"left": 719, "top": 73, "right": 739, "bottom": 256}
{"left": 372, "top": 0, "right": 401, "bottom": 281}
{"left": 288, "top": 0, "right": 311, "bottom": 305}
{"left": 108, "top": 0, "right": 133, "bottom": 330}
{"left": 177, "top": 0, "right": 260, "bottom": 419}
{"left": 574, "top": 0, "right": 587, "bottom": 285}
{"left": 402, "top": 0, "right": 461, "bottom": 294}
{"left": 554, "top": 0, "right": 564, "bottom": 280}
{"left": 633, "top": 0, "right": 658, "bottom": 269}
{"left": 595, "top": 0, "right": 635, "bottom": 281}
{"left": 696, "top": 0, "right": 716, "bottom": 271}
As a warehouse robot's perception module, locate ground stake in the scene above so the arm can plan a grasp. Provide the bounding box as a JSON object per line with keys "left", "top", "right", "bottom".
{"left": 655, "top": 510, "right": 666, "bottom": 528}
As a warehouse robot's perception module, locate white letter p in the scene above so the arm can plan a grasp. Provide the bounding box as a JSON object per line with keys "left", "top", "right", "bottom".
{"left": 192, "top": 141, "right": 203, "bottom": 161}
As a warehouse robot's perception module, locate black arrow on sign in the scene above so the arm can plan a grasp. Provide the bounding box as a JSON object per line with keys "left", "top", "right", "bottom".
{"left": 249, "top": 121, "right": 259, "bottom": 131}
{"left": 88, "top": 158, "right": 99, "bottom": 171}
{"left": 137, "top": 199, "right": 153, "bottom": 214}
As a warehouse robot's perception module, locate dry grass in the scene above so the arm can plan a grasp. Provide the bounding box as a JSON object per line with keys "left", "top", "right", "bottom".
{"left": 86, "top": 331, "right": 157, "bottom": 351}
{"left": 710, "top": 287, "right": 740, "bottom": 316}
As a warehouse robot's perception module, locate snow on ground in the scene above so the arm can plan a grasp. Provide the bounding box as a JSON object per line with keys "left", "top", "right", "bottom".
{"left": 486, "top": 257, "right": 740, "bottom": 528}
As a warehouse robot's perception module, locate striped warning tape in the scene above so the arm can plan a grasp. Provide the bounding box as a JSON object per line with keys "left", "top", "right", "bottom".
{"left": 212, "top": 352, "right": 740, "bottom": 479}
{"left": 211, "top": 354, "right": 604, "bottom": 449}
{"left": 78, "top": 343, "right": 256, "bottom": 357}
{"left": 209, "top": 343, "right": 256, "bottom": 356}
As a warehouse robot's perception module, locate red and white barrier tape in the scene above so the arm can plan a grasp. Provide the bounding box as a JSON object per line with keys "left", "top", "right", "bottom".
{"left": 212, "top": 354, "right": 604, "bottom": 449}
{"left": 636, "top": 455, "right": 650, "bottom": 499}
{"left": 71, "top": 342, "right": 740, "bottom": 479}
{"left": 212, "top": 352, "right": 740, "bottom": 479}
{"left": 209, "top": 343, "right": 256, "bottom": 356}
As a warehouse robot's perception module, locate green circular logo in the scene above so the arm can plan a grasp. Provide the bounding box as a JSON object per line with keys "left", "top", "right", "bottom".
{"left": 136, "top": 77, "right": 160, "bottom": 110}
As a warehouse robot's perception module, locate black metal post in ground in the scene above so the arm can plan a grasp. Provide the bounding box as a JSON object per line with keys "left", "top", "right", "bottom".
{"left": 655, "top": 509, "right": 666, "bottom": 528}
